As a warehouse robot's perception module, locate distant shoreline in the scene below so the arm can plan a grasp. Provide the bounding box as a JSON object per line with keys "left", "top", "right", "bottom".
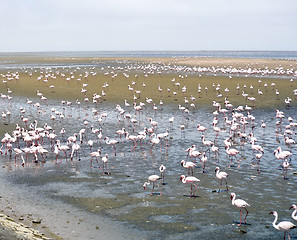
{"left": 0, "top": 55, "right": 296, "bottom": 72}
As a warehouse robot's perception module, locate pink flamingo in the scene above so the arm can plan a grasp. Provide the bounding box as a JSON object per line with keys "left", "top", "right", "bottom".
{"left": 231, "top": 192, "right": 250, "bottom": 226}
{"left": 197, "top": 124, "right": 207, "bottom": 134}
{"left": 104, "top": 137, "right": 119, "bottom": 156}
{"left": 181, "top": 160, "right": 197, "bottom": 176}
{"left": 180, "top": 175, "right": 200, "bottom": 197}
{"left": 90, "top": 149, "right": 101, "bottom": 168}
{"left": 226, "top": 147, "right": 240, "bottom": 168}
{"left": 143, "top": 175, "right": 162, "bottom": 196}
{"left": 215, "top": 167, "right": 228, "bottom": 192}
{"left": 55, "top": 140, "right": 70, "bottom": 163}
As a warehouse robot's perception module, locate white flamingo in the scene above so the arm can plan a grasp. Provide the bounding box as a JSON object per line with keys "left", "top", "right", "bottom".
{"left": 180, "top": 175, "right": 200, "bottom": 197}
{"left": 269, "top": 211, "right": 296, "bottom": 240}
{"left": 181, "top": 159, "right": 196, "bottom": 176}
{"left": 230, "top": 192, "right": 250, "bottom": 226}
{"left": 143, "top": 175, "right": 162, "bottom": 196}
{"left": 215, "top": 167, "right": 228, "bottom": 192}
{"left": 104, "top": 137, "right": 119, "bottom": 156}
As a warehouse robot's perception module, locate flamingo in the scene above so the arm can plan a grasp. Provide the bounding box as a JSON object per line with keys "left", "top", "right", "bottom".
{"left": 104, "top": 137, "right": 119, "bottom": 156}
{"left": 143, "top": 175, "right": 162, "bottom": 196}
{"left": 201, "top": 135, "right": 214, "bottom": 151}
{"left": 157, "top": 129, "right": 169, "bottom": 149}
{"left": 13, "top": 148, "right": 25, "bottom": 166}
{"left": 90, "top": 149, "right": 101, "bottom": 168}
{"left": 215, "top": 167, "right": 228, "bottom": 192}
{"left": 197, "top": 124, "right": 207, "bottom": 134}
{"left": 180, "top": 175, "right": 200, "bottom": 197}
{"left": 226, "top": 147, "right": 240, "bottom": 168}
{"left": 231, "top": 192, "right": 250, "bottom": 226}
{"left": 116, "top": 128, "right": 126, "bottom": 142}
{"left": 101, "top": 154, "right": 109, "bottom": 175}
{"left": 181, "top": 160, "right": 196, "bottom": 176}
{"left": 201, "top": 152, "right": 208, "bottom": 173}
{"left": 269, "top": 211, "right": 296, "bottom": 240}
{"left": 125, "top": 132, "right": 139, "bottom": 153}
{"left": 70, "top": 141, "right": 80, "bottom": 161}
{"left": 159, "top": 164, "right": 166, "bottom": 184}
{"left": 282, "top": 159, "right": 290, "bottom": 180}
{"left": 55, "top": 140, "right": 70, "bottom": 163}
{"left": 251, "top": 150, "right": 263, "bottom": 172}
{"left": 290, "top": 205, "right": 297, "bottom": 221}
{"left": 150, "top": 133, "right": 160, "bottom": 152}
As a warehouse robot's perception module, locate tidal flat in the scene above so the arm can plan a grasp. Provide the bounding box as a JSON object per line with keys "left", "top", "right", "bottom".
{"left": 0, "top": 55, "right": 296, "bottom": 239}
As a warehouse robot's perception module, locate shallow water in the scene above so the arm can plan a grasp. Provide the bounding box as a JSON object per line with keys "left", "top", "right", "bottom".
{"left": 0, "top": 93, "right": 296, "bottom": 239}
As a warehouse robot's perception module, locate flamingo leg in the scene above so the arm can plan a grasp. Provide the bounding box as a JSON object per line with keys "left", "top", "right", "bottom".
{"left": 244, "top": 208, "right": 248, "bottom": 223}
{"left": 218, "top": 179, "right": 222, "bottom": 192}
{"left": 192, "top": 183, "right": 198, "bottom": 197}
{"left": 150, "top": 182, "right": 154, "bottom": 195}
{"left": 225, "top": 179, "right": 228, "bottom": 191}
{"left": 238, "top": 209, "right": 242, "bottom": 226}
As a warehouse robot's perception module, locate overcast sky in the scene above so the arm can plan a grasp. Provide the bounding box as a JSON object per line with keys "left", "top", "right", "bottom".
{"left": 1, "top": 0, "right": 296, "bottom": 52}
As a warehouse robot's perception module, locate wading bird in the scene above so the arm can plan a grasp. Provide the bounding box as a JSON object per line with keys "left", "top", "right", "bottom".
{"left": 230, "top": 192, "right": 250, "bottom": 226}
{"left": 180, "top": 175, "right": 200, "bottom": 198}
{"left": 215, "top": 167, "right": 228, "bottom": 192}
{"left": 269, "top": 211, "right": 296, "bottom": 240}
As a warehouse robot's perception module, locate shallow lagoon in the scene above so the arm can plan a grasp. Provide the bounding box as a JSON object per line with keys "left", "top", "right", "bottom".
{"left": 0, "top": 57, "right": 296, "bottom": 239}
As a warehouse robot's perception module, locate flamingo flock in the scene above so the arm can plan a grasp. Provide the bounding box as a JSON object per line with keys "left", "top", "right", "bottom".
{"left": 0, "top": 57, "right": 296, "bottom": 238}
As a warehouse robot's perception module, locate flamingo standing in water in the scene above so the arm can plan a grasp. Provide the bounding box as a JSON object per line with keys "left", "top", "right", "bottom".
{"left": 143, "top": 175, "right": 162, "bottom": 196}
{"left": 180, "top": 175, "right": 200, "bottom": 197}
{"left": 150, "top": 133, "right": 160, "bottom": 152}
{"left": 226, "top": 147, "right": 240, "bottom": 168}
{"left": 282, "top": 159, "right": 290, "bottom": 180}
{"left": 101, "top": 153, "right": 109, "bottom": 175}
{"left": 55, "top": 140, "right": 70, "bottom": 163}
{"left": 181, "top": 160, "right": 196, "bottom": 176}
{"left": 70, "top": 141, "right": 80, "bottom": 161}
{"left": 90, "top": 148, "right": 101, "bottom": 168}
{"left": 269, "top": 211, "right": 296, "bottom": 240}
{"left": 159, "top": 164, "right": 166, "bottom": 184}
{"left": 215, "top": 167, "right": 228, "bottom": 192}
{"left": 104, "top": 137, "right": 119, "bottom": 156}
{"left": 230, "top": 192, "right": 250, "bottom": 226}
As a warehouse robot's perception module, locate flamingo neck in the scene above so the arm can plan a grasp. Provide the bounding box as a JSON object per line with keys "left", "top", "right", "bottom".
{"left": 292, "top": 209, "right": 297, "bottom": 221}
{"left": 272, "top": 214, "right": 279, "bottom": 230}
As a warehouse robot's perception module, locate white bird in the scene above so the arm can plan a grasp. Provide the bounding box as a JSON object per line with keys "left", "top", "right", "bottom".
{"left": 269, "top": 211, "right": 296, "bottom": 240}
{"left": 180, "top": 175, "right": 200, "bottom": 198}
{"left": 181, "top": 160, "right": 196, "bottom": 176}
{"left": 90, "top": 148, "right": 101, "bottom": 168}
{"left": 101, "top": 153, "right": 109, "bottom": 175}
{"left": 143, "top": 175, "right": 162, "bottom": 196}
{"left": 230, "top": 192, "right": 250, "bottom": 226}
{"left": 104, "top": 137, "right": 119, "bottom": 156}
{"left": 215, "top": 167, "right": 228, "bottom": 192}
{"left": 159, "top": 164, "right": 166, "bottom": 184}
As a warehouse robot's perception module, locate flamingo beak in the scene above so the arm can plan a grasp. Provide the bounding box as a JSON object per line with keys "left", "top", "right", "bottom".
{"left": 289, "top": 206, "right": 294, "bottom": 210}
{"left": 269, "top": 212, "right": 274, "bottom": 215}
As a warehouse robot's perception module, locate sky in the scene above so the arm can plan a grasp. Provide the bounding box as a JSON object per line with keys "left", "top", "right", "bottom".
{"left": 0, "top": 0, "right": 296, "bottom": 52}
